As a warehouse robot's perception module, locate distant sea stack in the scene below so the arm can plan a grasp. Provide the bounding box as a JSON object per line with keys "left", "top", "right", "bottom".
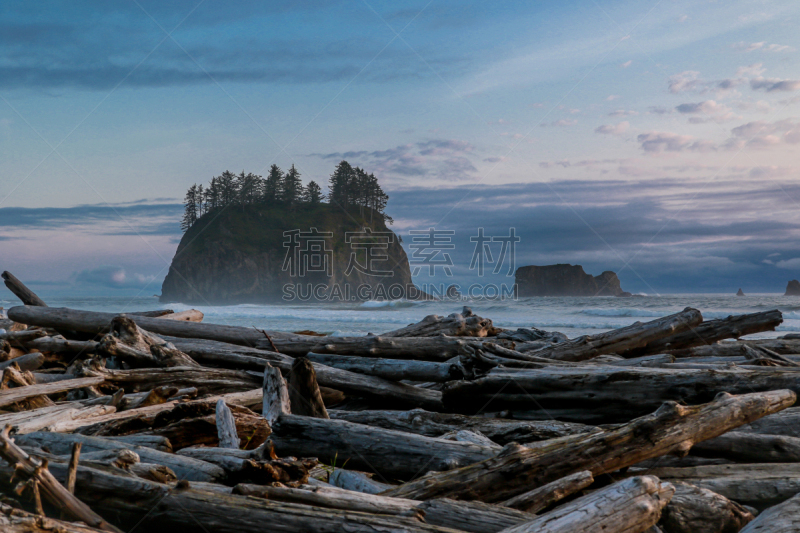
{"left": 160, "top": 204, "right": 414, "bottom": 304}
{"left": 737, "top": 288, "right": 745, "bottom": 296}
{"left": 786, "top": 280, "right": 800, "bottom": 296}
{"left": 515, "top": 264, "right": 630, "bottom": 297}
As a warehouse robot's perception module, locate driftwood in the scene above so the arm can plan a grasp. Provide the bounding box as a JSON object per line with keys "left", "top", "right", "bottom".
{"left": 636, "top": 463, "right": 800, "bottom": 511}
{"left": 501, "top": 470, "right": 594, "bottom": 513}
{"left": 270, "top": 414, "right": 498, "bottom": 479}
{"left": 417, "top": 499, "right": 531, "bottom": 533}
{"left": 328, "top": 409, "right": 595, "bottom": 444}
{"left": 0, "top": 376, "right": 105, "bottom": 409}
{"left": 0, "top": 426, "right": 121, "bottom": 532}
{"left": 659, "top": 481, "right": 754, "bottom": 533}
{"left": 0, "top": 502, "right": 111, "bottom": 533}
{"left": 262, "top": 364, "right": 290, "bottom": 426}
{"left": 98, "top": 316, "right": 198, "bottom": 368}
{"left": 329, "top": 469, "right": 392, "bottom": 494}
{"left": 691, "top": 431, "right": 800, "bottom": 463}
{"left": 382, "top": 390, "right": 794, "bottom": 501}
{"left": 627, "top": 310, "right": 784, "bottom": 357}
{"left": 215, "top": 400, "right": 240, "bottom": 449}
{"left": 0, "top": 352, "right": 44, "bottom": 372}
{"left": 2, "top": 272, "right": 47, "bottom": 307}
{"left": 381, "top": 307, "right": 499, "bottom": 338}
{"left": 500, "top": 476, "right": 674, "bottom": 533}
{"left": 287, "top": 357, "right": 328, "bottom": 418}
{"left": 525, "top": 308, "right": 703, "bottom": 362}
{"left": 305, "top": 352, "right": 466, "bottom": 382}
{"left": 739, "top": 489, "right": 800, "bottom": 532}
{"left": 158, "top": 309, "right": 203, "bottom": 322}
{"left": 443, "top": 366, "right": 800, "bottom": 421}
{"left": 261, "top": 334, "right": 470, "bottom": 360}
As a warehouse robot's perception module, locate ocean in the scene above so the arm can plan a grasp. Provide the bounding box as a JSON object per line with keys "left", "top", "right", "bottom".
{"left": 3, "top": 293, "right": 800, "bottom": 339}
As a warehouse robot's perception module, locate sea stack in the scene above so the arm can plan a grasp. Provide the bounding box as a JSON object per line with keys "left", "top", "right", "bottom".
{"left": 515, "top": 264, "right": 629, "bottom": 297}
{"left": 736, "top": 288, "right": 745, "bottom": 296}
{"left": 786, "top": 280, "right": 800, "bottom": 296}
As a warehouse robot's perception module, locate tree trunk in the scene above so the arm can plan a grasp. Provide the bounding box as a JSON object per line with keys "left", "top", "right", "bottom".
{"left": 498, "top": 476, "right": 674, "bottom": 533}
{"left": 270, "top": 414, "right": 499, "bottom": 480}
{"left": 659, "top": 481, "right": 754, "bottom": 533}
{"left": 524, "top": 308, "right": 703, "bottom": 362}
{"left": 381, "top": 390, "right": 794, "bottom": 502}
{"left": 2, "top": 272, "right": 48, "bottom": 307}
{"left": 287, "top": 357, "right": 328, "bottom": 418}
{"left": 501, "top": 470, "right": 594, "bottom": 513}
{"left": 328, "top": 408, "right": 596, "bottom": 445}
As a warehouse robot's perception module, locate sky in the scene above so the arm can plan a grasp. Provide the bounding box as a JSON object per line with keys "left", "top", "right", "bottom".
{"left": 1, "top": 0, "right": 800, "bottom": 295}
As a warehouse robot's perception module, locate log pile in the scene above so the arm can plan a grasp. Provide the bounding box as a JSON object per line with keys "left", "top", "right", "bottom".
{"left": 0, "top": 274, "right": 797, "bottom": 531}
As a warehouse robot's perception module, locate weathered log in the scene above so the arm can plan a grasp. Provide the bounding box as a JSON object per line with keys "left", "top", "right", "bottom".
{"left": 15, "top": 432, "right": 226, "bottom": 483}
{"left": 215, "top": 400, "right": 239, "bottom": 449}
{"left": 381, "top": 307, "right": 498, "bottom": 338}
{"left": 0, "top": 502, "right": 110, "bottom": 533}
{"left": 170, "top": 337, "right": 444, "bottom": 409}
{"left": 6, "top": 306, "right": 295, "bottom": 344}
{"left": 382, "top": 390, "right": 795, "bottom": 501}
{"left": 2, "top": 272, "right": 47, "bottom": 307}
{"left": 0, "top": 426, "right": 121, "bottom": 532}
{"left": 305, "top": 352, "right": 466, "bottom": 382}
{"left": 287, "top": 357, "right": 328, "bottom": 418}
{"left": 329, "top": 469, "right": 393, "bottom": 493}
{"left": 0, "top": 328, "right": 48, "bottom": 345}
{"left": 157, "top": 309, "right": 203, "bottom": 322}
{"left": 739, "top": 489, "right": 800, "bottom": 532}
{"left": 418, "top": 499, "right": 531, "bottom": 533}
{"left": 501, "top": 470, "right": 594, "bottom": 513}
{"left": 262, "top": 363, "right": 290, "bottom": 426}
{"left": 271, "top": 414, "right": 498, "bottom": 479}
{"left": 499, "top": 476, "right": 674, "bottom": 533}
{"left": 443, "top": 366, "right": 800, "bottom": 421}
{"left": 634, "top": 463, "right": 800, "bottom": 510}
{"left": 259, "top": 335, "right": 469, "bottom": 360}
{"left": 0, "top": 403, "right": 116, "bottom": 434}
{"left": 0, "top": 352, "right": 44, "bottom": 372}
{"left": 128, "top": 309, "right": 174, "bottom": 317}
{"left": 0, "top": 376, "right": 104, "bottom": 409}
{"left": 626, "top": 310, "right": 783, "bottom": 357}
{"left": 659, "top": 481, "right": 754, "bottom": 533}
{"left": 328, "top": 408, "right": 596, "bottom": 445}
{"left": 176, "top": 446, "right": 315, "bottom": 485}
{"left": 98, "top": 316, "right": 198, "bottom": 368}
{"left": 691, "top": 431, "right": 800, "bottom": 463}
{"left": 737, "top": 406, "right": 800, "bottom": 436}
{"left": 118, "top": 385, "right": 182, "bottom": 411}
{"left": 440, "top": 429, "right": 501, "bottom": 449}
{"left": 66, "top": 442, "right": 82, "bottom": 494}
{"left": 525, "top": 308, "right": 703, "bottom": 362}
{"left": 24, "top": 336, "right": 99, "bottom": 356}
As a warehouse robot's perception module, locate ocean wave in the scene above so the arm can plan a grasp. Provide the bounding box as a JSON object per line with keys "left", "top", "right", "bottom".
{"left": 359, "top": 300, "right": 420, "bottom": 309}
{"left": 580, "top": 308, "right": 665, "bottom": 318}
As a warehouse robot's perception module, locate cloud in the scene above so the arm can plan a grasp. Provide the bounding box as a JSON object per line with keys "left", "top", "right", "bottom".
{"left": 594, "top": 121, "right": 630, "bottom": 135}
{"left": 609, "top": 109, "right": 638, "bottom": 117}
{"left": 749, "top": 166, "right": 792, "bottom": 179}
{"left": 74, "top": 266, "right": 157, "bottom": 289}
{"left": 750, "top": 77, "right": 800, "bottom": 92}
{"left": 733, "top": 41, "right": 794, "bottom": 53}
{"left": 637, "top": 132, "right": 715, "bottom": 153}
{"left": 675, "top": 100, "right": 739, "bottom": 123}
{"left": 668, "top": 71, "right": 702, "bottom": 93}
{"left": 776, "top": 258, "right": 800, "bottom": 270}
{"left": 0, "top": 203, "right": 183, "bottom": 235}
{"left": 621, "top": 60, "right": 632, "bottom": 68}
{"left": 728, "top": 119, "right": 800, "bottom": 148}
{"left": 606, "top": 95, "right": 620, "bottom": 101}
{"left": 541, "top": 119, "right": 577, "bottom": 127}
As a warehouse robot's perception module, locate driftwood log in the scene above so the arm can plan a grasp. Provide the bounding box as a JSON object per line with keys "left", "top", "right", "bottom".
{"left": 380, "top": 307, "right": 499, "bottom": 338}
{"left": 2, "top": 272, "right": 47, "bottom": 307}
{"left": 287, "top": 357, "right": 329, "bottom": 418}
{"left": 382, "top": 390, "right": 795, "bottom": 501}
{"left": 739, "top": 489, "right": 800, "bottom": 532}
{"left": 501, "top": 470, "right": 594, "bottom": 513}
{"left": 659, "top": 481, "right": 754, "bottom": 533}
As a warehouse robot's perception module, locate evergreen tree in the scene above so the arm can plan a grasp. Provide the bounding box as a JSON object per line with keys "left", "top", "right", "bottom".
{"left": 181, "top": 184, "right": 199, "bottom": 231}
{"left": 305, "top": 180, "right": 323, "bottom": 204}
{"left": 263, "top": 165, "right": 283, "bottom": 204}
{"left": 218, "top": 170, "right": 238, "bottom": 206}
{"left": 196, "top": 184, "right": 205, "bottom": 215}
{"left": 237, "top": 171, "right": 261, "bottom": 204}
{"left": 282, "top": 164, "right": 304, "bottom": 207}
{"left": 328, "top": 160, "right": 355, "bottom": 208}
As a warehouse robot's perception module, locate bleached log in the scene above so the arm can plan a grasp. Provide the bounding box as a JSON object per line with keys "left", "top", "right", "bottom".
{"left": 440, "top": 430, "right": 501, "bottom": 449}
{"left": 305, "top": 352, "right": 466, "bottom": 382}
{"left": 157, "top": 309, "right": 203, "bottom": 322}
{"left": 526, "top": 308, "right": 703, "bottom": 362}
{"left": 77, "top": 364, "right": 259, "bottom": 396}
{"left": 262, "top": 363, "right": 290, "bottom": 426}
{"left": 329, "top": 469, "right": 392, "bottom": 494}
{"left": 382, "top": 390, "right": 795, "bottom": 501}
{"left": 501, "top": 470, "right": 594, "bottom": 513}
{"left": 660, "top": 481, "right": 754, "bottom": 533}
{"left": 0, "top": 376, "right": 104, "bottom": 409}
{"left": 98, "top": 316, "right": 198, "bottom": 367}
{"left": 261, "top": 334, "right": 470, "bottom": 360}
{"left": 287, "top": 357, "right": 328, "bottom": 418}
{"left": 271, "top": 415, "right": 499, "bottom": 479}
{"left": 328, "top": 409, "right": 596, "bottom": 445}
{"left": 216, "top": 400, "right": 240, "bottom": 449}
{"left": 0, "top": 352, "right": 44, "bottom": 372}
{"left": 737, "top": 406, "right": 800, "bottom": 436}
{"left": 0, "top": 502, "right": 110, "bottom": 533}
{"left": 417, "top": 499, "right": 531, "bottom": 533}
{"left": 740, "top": 489, "right": 800, "bottom": 532}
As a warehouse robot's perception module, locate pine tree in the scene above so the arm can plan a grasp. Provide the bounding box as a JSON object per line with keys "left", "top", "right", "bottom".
{"left": 196, "top": 183, "right": 205, "bottom": 216}
{"left": 218, "top": 170, "right": 238, "bottom": 206}
{"left": 328, "top": 160, "right": 355, "bottom": 208}
{"left": 305, "top": 180, "right": 323, "bottom": 204}
{"left": 282, "top": 164, "right": 304, "bottom": 207}
{"left": 263, "top": 165, "right": 283, "bottom": 204}
{"left": 181, "top": 184, "right": 199, "bottom": 231}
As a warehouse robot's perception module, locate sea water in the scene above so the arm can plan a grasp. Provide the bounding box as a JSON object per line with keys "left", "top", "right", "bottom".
{"left": 3, "top": 293, "right": 799, "bottom": 339}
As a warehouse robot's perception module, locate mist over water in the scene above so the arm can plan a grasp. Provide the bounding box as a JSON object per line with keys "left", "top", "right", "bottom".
{"left": 4, "top": 292, "right": 799, "bottom": 339}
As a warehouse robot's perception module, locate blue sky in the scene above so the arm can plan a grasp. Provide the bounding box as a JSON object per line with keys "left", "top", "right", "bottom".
{"left": 1, "top": 0, "right": 800, "bottom": 294}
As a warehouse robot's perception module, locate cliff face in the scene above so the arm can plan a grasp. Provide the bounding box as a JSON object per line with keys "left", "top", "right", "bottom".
{"left": 786, "top": 280, "right": 800, "bottom": 296}
{"left": 160, "top": 205, "right": 414, "bottom": 304}
{"left": 515, "top": 264, "right": 628, "bottom": 297}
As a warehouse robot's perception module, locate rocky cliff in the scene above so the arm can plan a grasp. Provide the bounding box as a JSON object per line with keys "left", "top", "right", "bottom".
{"left": 160, "top": 204, "right": 415, "bottom": 304}
{"left": 515, "top": 264, "right": 629, "bottom": 297}
{"left": 786, "top": 280, "right": 800, "bottom": 296}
